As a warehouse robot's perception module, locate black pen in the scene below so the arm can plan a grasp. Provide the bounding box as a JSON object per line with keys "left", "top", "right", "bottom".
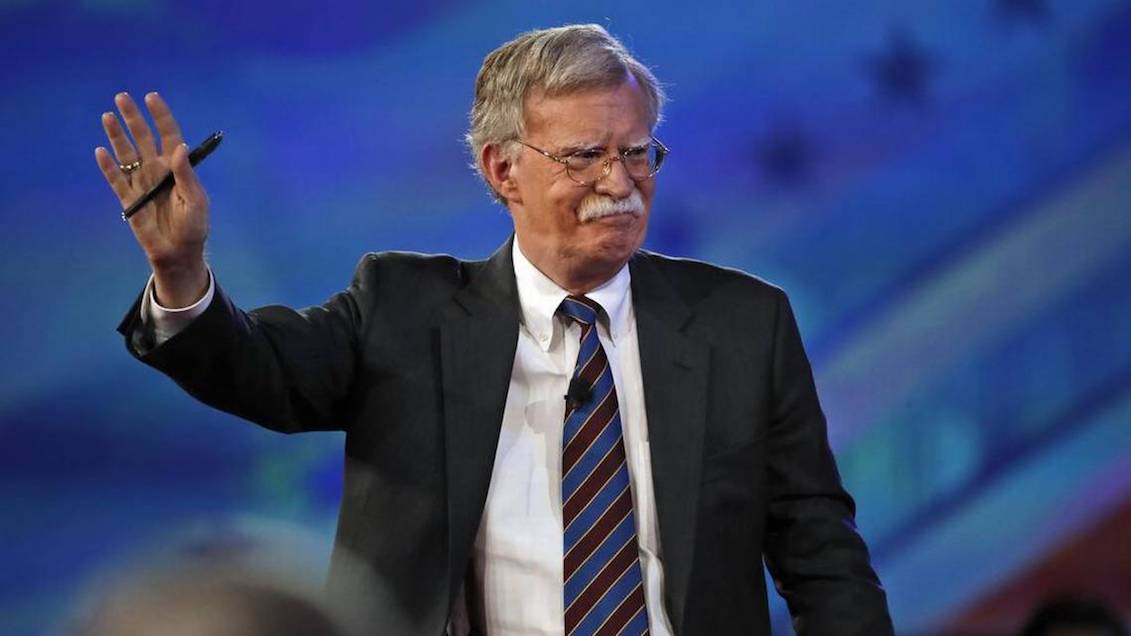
{"left": 121, "top": 131, "right": 224, "bottom": 221}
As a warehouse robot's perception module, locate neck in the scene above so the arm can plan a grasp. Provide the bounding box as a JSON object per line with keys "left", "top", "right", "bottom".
{"left": 516, "top": 240, "right": 623, "bottom": 295}
{"left": 554, "top": 267, "right": 620, "bottom": 296}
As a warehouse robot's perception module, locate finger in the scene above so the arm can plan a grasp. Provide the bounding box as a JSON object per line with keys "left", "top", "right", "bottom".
{"left": 115, "top": 92, "right": 159, "bottom": 160}
{"left": 101, "top": 111, "right": 139, "bottom": 166}
{"left": 145, "top": 92, "right": 185, "bottom": 157}
{"left": 170, "top": 143, "right": 205, "bottom": 205}
{"left": 95, "top": 146, "right": 136, "bottom": 205}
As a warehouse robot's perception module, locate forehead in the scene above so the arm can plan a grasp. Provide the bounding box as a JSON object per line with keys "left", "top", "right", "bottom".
{"left": 523, "top": 80, "right": 652, "bottom": 145}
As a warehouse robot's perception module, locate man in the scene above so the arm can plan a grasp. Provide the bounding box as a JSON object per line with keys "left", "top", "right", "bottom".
{"left": 98, "top": 24, "right": 893, "bottom": 635}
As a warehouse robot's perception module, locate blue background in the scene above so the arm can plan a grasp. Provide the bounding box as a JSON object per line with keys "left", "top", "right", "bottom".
{"left": 2, "top": 1, "right": 1130, "bottom": 634}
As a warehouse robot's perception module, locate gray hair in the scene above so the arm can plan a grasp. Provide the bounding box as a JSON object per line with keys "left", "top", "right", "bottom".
{"left": 466, "top": 24, "right": 666, "bottom": 200}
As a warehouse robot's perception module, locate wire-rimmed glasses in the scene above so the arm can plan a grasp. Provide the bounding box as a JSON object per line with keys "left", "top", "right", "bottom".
{"left": 515, "top": 137, "right": 669, "bottom": 186}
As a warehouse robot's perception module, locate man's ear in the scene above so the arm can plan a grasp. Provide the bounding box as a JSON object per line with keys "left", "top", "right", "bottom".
{"left": 481, "top": 143, "right": 522, "bottom": 204}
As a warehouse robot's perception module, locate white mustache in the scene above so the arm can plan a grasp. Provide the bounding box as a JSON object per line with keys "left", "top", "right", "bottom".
{"left": 577, "top": 190, "right": 645, "bottom": 222}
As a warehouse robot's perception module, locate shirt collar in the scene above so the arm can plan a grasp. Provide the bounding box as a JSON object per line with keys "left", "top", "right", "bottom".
{"left": 512, "top": 238, "right": 633, "bottom": 352}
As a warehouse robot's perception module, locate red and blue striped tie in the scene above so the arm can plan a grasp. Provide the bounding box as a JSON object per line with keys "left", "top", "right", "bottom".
{"left": 559, "top": 295, "right": 649, "bottom": 636}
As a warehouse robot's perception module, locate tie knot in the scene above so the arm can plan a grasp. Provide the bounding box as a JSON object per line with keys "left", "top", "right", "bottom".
{"left": 558, "top": 295, "right": 602, "bottom": 326}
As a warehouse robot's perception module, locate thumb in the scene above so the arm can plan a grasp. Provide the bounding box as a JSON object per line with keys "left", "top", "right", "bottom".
{"left": 171, "top": 143, "right": 205, "bottom": 203}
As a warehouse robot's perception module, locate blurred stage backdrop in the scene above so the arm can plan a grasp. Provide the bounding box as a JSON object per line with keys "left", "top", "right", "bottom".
{"left": 2, "top": 1, "right": 1130, "bottom": 634}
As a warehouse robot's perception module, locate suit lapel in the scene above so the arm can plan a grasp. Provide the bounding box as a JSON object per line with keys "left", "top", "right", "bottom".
{"left": 630, "top": 253, "right": 709, "bottom": 633}
{"left": 439, "top": 238, "right": 520, "bottom": 609}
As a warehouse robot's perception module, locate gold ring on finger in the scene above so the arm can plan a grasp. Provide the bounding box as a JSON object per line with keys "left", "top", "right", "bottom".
{"left": 119, "top": 159, "right": 142, "bottom": 175}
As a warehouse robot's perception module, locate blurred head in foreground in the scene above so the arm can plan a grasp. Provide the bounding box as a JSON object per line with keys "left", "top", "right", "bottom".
{"left": 65, "top": 519, "right": 370, "bottom": 636}
{"left": 1018, "top": 594, "right": 1128, "bottom": 636}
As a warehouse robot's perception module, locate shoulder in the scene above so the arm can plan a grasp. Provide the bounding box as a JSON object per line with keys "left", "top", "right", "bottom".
{"left": 342, "top": 250, "right": 494, "bottom": 312}
{"left": 354, "top": 249, "right": 474, "bottom": 276}
{"left": 632, "top": 251, "right": 805, "bottom": 352}
{"left": 349, "top": 250, "right": 488, "bottom": 288}
{"left": 633, "top": 249, "right": 788, "bottom": 308}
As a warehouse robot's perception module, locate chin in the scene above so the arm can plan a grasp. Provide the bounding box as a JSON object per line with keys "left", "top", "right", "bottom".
{"left": 587, "top": 220, "right": 647, "bottom": 264}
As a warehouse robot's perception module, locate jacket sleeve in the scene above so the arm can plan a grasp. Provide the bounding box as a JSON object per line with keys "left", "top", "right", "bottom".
{"left": 761, "top": 289, "right": 895, "bottom": 635}
{"left": 117, "top": 255, "right": 373, "bottom": 434}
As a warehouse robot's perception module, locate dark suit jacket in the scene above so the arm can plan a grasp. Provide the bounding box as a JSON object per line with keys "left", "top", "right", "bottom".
{"left": 119, "top": 238, "right": 893, "bottom": 635}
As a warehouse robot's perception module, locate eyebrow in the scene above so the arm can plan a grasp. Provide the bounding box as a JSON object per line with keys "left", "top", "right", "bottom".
{"left": 556, "top": 142, "right": 600, "bottom": 156}
{"left": 556, "top": 138, "right": 652, "bottom": 155}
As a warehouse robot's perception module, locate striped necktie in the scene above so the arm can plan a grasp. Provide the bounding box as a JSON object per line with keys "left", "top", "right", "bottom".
{"left": 558, "top": 295, "right": 649, "bottom": 636}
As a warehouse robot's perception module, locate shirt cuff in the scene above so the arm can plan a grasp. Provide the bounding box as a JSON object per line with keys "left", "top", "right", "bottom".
{"left": 140, "top": 268, "right": 215, "bottom": 346}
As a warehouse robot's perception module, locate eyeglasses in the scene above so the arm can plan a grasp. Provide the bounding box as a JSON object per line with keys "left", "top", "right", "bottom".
{"left": 515, "top": 137, "right": 669, "bottom": 186}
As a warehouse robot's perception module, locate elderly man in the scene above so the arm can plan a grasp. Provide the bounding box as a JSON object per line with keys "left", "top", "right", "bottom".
{"left": 98, "top": 24, "right": 893, "bottom": 636}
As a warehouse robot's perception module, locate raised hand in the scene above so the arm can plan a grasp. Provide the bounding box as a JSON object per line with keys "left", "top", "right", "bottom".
{"left": 95, "top": 92, "right": 210, "bottom": 307}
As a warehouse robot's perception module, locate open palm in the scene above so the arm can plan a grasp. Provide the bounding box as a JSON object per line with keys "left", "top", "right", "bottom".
{"left": 95, "top": 92, "right": 209, "bottom": 272}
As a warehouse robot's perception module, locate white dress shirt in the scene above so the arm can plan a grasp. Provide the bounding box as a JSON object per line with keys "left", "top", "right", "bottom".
{"left": 141, "top": 270, "right": 216, "bottom": 341}
{"left": 457, "top": 241, "right": 672, "bottom": 635}
{"left": 142, "top": 241, "right": 673, "bottom": 635}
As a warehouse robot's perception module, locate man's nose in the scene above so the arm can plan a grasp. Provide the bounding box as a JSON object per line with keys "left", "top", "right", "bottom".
{"left": 595, "top": 157, "right": 635, "bottom": 199}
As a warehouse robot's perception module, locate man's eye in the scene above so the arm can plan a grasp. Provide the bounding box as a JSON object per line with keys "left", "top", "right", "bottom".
{"left": 624, "top": 146, "right": 649, "bottom": 159}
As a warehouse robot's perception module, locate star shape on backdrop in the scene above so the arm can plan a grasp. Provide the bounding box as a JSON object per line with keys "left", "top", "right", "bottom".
{"left": 995, "top": 0, "right": 1051, "bottom": 25}
{"left": 758, "top": 124, "right": 814, "bottom": 186}
{"left": 867, "top": 28, "right": 935, "bottom": 104}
